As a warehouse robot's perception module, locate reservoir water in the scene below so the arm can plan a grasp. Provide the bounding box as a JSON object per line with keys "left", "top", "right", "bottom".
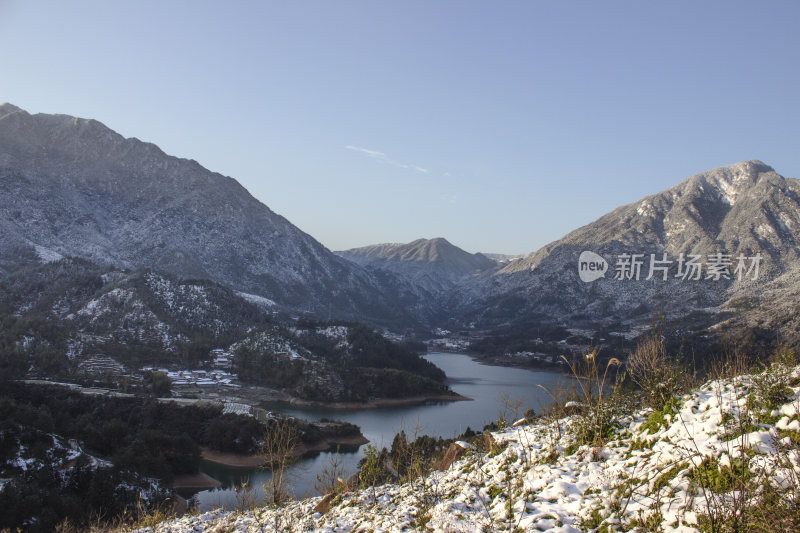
{"left": 184, "top": 352, "right": 570, "bottom": 510}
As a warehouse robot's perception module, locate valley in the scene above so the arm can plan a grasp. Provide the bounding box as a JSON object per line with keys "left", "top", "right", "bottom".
{"left": 1, "top": 103, "right": 799, "bottom": 532}
{"left": 4, "top": 3, "right": 799, "bottom": 530}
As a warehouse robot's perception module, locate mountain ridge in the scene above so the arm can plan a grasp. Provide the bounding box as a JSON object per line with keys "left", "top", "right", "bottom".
{"left": 499, "top": 159, "right": 797, "bottom": 276}
{"left": 0, "top": 103, "right": 412, "bottom": 326}
{"left": 3, "top": 103, "right": 800, "bottom": 346}
{"left": 448, "top": 159, "right": 800, "bottom": 348}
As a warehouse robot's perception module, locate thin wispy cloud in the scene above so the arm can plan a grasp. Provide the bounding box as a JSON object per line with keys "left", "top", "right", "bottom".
{"left": 345, "top": 145, "right": 385, "bottom": 158}
{"left": 345, "top": 145, "right": 429, "bottom": 174}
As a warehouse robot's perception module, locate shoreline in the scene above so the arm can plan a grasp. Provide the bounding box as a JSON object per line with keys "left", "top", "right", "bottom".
{"left": 427, "top": 350, "right": 566, "bottom": 375}
{"left": 295, "top": 433, "right": 369, "bottom": 455}
{"left": 286, "top": 391, "right": 470, "bottom": 409}
{"left": 200, "top": 433, "right": 370, "bottom": 468}
{"left": 169, "top": 471, "right": 222, "bottom": 490}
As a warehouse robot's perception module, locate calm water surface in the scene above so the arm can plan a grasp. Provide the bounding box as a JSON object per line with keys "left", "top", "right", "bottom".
{"left": 184, "top": 352, "right": 569, "bottom": 510}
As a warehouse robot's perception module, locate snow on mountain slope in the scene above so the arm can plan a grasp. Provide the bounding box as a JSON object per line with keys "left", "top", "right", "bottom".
{"left": 499, "top": 160, "right": 800, "bottom": 277}
{"left": 0, "top": 103, "right": 409, "bottom": 325}
{"left": 449, "top": 161, "right": 800, "bottom": 335}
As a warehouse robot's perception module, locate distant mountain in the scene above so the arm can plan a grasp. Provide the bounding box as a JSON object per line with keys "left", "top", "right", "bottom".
{"left": 337, "top": 238, "right": 498, "bottom": 323}
{"left": 452, "top": 160, "right": 800, "bottom": 346}
{"left": 338, "top": 237, "right": 497, "bottom": 293}
{"left": 500, "top": 160, "right": 798, "bottom": 276}
{"left": 0, "top": 103, "right": 409, "bottom": 326}
{"left": 481, "top": 252, "right": 524, "bottom": 264}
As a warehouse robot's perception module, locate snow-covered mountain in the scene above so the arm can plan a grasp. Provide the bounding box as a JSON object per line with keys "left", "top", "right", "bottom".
{"left": 450, "top": 160, "right": 800, "bottom": 344}
{"left": 333, "top": 161, "right": 800, "bottom": 346}
{"left": 0, "top": 257, "right": 276, "bottom": 369}
{"left": 0, "top": 103, "right": 409, "bottom": 325}
{"left": 2, "top": 102, "right": 799, "bottom": 345}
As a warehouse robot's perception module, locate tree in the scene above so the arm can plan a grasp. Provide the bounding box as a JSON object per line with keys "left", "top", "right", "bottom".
{"left": 149, "top": 371, "right": 172, "bottom": 397}
{"left": 260, "top": 418, "right": 297, "bottom": 505}
{"left": 359, "top": 444, "right": 382, "bottom": 503}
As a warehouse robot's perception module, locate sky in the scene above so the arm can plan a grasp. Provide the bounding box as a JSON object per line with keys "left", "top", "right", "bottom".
{"left": 0, "top": 1, "right": 798, "bottom": 255}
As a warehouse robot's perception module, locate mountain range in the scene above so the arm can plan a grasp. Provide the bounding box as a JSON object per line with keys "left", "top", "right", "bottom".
{"left": 2, "top": 103, "right": 799, "bottom": 351}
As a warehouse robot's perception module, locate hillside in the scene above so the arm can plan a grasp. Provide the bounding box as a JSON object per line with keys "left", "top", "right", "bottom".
{"left": 0, "top": 258, "right": 274, "bottom": 374}
{"left": 0, "top": 103, "right": 409, "bottom": 326}
{"left": 135, "top": 357, "right": 800, "bottom": 532}
{"left": 0, "top": 258, "right": 448, "bottom": 403}
{"left": 449, "top": 161, "right": 800, "bottom": 347}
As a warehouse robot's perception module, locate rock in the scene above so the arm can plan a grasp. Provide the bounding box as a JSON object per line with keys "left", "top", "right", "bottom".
{"left": 313, "top": 493, "right": 335, "bottom": 515}
{"left": 437, "top": 441, "right": 469, "bottom": 471}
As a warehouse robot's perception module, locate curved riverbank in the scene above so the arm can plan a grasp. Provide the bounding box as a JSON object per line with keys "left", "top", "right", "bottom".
{"left": 285, "top": 391, "right": 470, "bottom": 410}
{"left": 170, "top": 471, "right": 222, "bottom": 490}
{"left": 199, "top": 432, "right": 370, "bottom": 469}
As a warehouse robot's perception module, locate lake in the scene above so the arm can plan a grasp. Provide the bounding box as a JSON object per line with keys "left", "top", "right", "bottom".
{"left": 182, "top": 352, "right": 570, "bottom": 510}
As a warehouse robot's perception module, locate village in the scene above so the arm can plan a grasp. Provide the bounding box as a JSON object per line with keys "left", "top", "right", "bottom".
{"left": 142, "top": 349, "right": 239, "bottom": 389}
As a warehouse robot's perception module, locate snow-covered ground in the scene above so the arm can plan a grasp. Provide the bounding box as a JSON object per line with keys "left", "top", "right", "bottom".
{"left": 34, "top": 243, "right": 63, "bottom": 263}
{"left": 236, "top": 291, "right": 277, "bottom": 308}
{"left": 135, "top": 364, "right": 800, "bottom": 532}
{"left": 231, "top": 330, "right": 309, "bottom": 362}
{"left": 1, "top": 432, "right": 111, "bottom": 476}
{"left": 314, "top": 325, "right": 351, "bottom": 350}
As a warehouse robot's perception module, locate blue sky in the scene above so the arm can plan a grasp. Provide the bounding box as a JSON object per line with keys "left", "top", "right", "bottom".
{"left": 1, "top": 1, "right": 798, "bottom": 254}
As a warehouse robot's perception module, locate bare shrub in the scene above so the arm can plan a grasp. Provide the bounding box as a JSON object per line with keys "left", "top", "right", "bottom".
{"left": 260, "top": 417, "right": 298, "bottom": 506}
{"left": 708, "top": 348, "right": 753, "bottom": 382}
{"left": 314, "top": 447, "right": 347, "bottom": 496}
{"left": 234, "top": 479, "right": 258, "bottom": 512}
{"left": 627, "top": 332, "right": 686, "bottom": 410}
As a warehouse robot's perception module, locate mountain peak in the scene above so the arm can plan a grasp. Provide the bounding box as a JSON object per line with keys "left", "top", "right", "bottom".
{"left": 344, "top": 237, "right": 485, "bottom": 265}
{"left": 711, "top": 159, "right": 774, "bottom": 181}
{"left": 423, "top": 237, "right": 452, "bottom": 245}
{"left": 679, "top": 159, "right": 779, "bottom": 207}
{"left": 0, "top": 102, "right": 24, "bottom": 119}
{"left": 405, "top": 237, "right": 458, "bottom": 257}
{"left": 337, "top": 237, "right": 497, "bottom": 296}
{"left": 738, "top": 159, "right": 772, "bottom": 171}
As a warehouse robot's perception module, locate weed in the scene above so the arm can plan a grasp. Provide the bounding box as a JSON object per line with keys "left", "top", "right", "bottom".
{"left": 488, "top": 485, "right": 503, "bottom": 501}
{"left": 642, "top": 397, "right": 681, "bottom": 435}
